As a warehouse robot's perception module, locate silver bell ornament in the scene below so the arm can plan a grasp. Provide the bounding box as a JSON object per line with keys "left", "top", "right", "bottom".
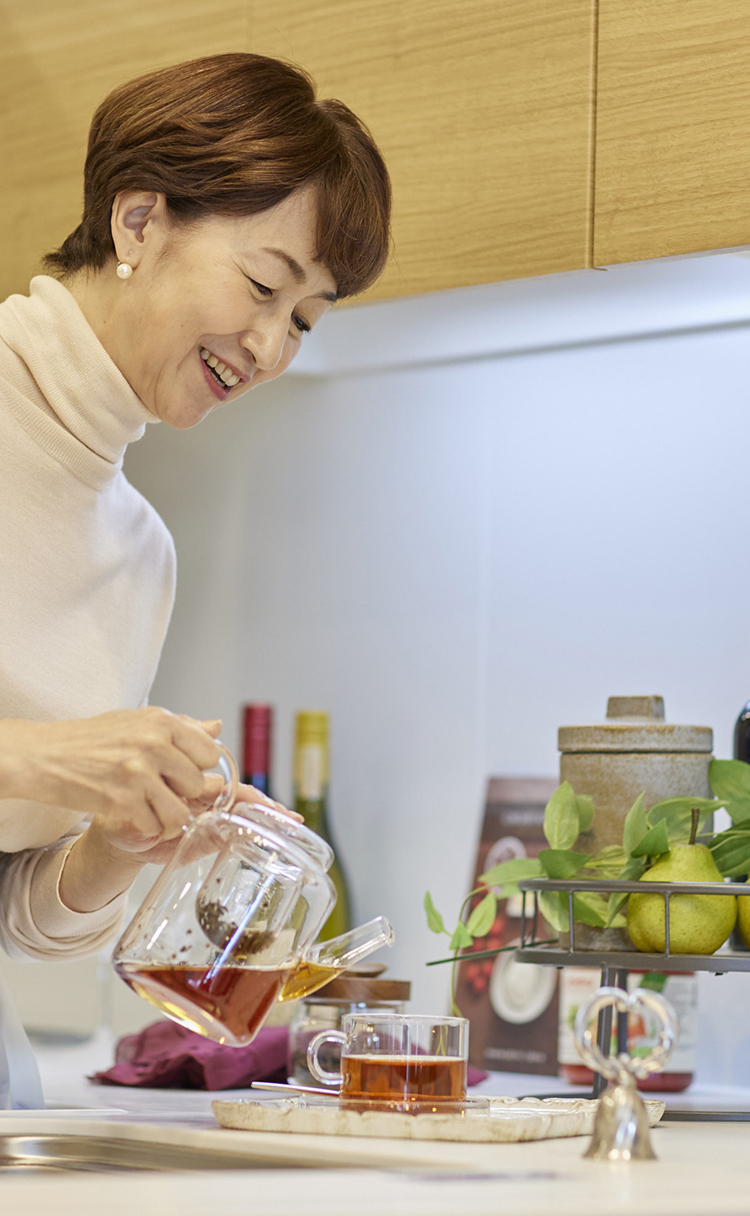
{"left": 574, "top": 985, "right": 677, "bottom": 1161}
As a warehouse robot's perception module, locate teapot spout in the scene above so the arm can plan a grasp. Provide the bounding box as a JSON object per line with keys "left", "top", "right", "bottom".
{"left": 310, "top": 915, "right": 395, "bottom": 969}
{"left": 278, "top": 916, "right": 394, "bottom": 1003}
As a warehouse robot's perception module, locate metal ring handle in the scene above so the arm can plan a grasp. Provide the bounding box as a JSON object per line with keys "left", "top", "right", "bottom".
{"left": 574, "top": 986, "right": 678, "bottom": 1083}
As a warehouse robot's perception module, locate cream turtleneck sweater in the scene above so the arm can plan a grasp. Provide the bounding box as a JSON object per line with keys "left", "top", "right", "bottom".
{"left": 0, "top": 276, "right": 176, "bottom": 959}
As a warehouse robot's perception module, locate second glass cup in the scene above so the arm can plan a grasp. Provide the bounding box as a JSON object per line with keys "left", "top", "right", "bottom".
{"left": 307, "top": 1013, "right": 469, "bottom": 1111}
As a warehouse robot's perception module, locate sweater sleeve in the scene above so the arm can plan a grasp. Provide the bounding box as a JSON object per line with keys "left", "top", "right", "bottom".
{"left": 0, "top": 836, "right": 127, "bottom": 961}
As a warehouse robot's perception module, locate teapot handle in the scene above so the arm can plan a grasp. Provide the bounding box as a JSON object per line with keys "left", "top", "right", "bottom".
{"left": 211, "top": 741, "right": 239, "bottom": 813}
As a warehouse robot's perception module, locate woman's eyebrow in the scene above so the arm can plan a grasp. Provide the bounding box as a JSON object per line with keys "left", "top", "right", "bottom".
{"left": 263, "top": 247, "right": 337, "bottom": 302}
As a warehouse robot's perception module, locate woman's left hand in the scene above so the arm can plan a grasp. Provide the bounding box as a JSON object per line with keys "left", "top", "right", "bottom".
{"left": 182, "top": 778, "right": 303, "bottom": 823}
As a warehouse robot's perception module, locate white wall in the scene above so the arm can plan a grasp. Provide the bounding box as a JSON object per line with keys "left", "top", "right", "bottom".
{"left": 120, "top": 257, "right": 750, "bottom": 1087}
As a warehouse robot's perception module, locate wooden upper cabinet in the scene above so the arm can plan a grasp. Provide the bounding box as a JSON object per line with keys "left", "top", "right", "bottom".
{"left": 0, "top": 1, "right": 246, "bottom": 302}
{"left": 594, "top": 1, "right": 750, "bottom": 266}
{"left": 248, "top": 0, "right": 597, "bottom": 301}
{"left": 2, "top": 0, "right": 598, "bottom": 305}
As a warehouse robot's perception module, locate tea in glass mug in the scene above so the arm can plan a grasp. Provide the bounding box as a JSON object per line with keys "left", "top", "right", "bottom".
{"left": 307, "top": 1013, "right": 469, "bottom": 1110}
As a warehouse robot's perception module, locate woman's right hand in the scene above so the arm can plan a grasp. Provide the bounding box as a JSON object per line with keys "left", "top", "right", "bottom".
{"left": 0, "top": 707, "right": 227, "bottom": 853}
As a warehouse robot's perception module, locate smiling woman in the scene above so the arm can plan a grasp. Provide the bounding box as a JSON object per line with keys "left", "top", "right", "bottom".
{"left": 0, "top": 53, "right": 390, "bottom": 1107}
{"left": 44, "top": 54, "right": 391, "bottom": 428}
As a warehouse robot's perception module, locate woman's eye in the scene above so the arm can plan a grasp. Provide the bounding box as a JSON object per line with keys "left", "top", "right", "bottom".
{"left": 250, "top": 278, "right": 273, "bottom": 297}
{"left": 292, "top": 314, "right": 310, "bottom": 334}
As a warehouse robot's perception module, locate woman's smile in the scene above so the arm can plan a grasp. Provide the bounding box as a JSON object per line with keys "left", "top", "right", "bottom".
{"left": 199, "top": 346, "right": 250, "bottom": 399}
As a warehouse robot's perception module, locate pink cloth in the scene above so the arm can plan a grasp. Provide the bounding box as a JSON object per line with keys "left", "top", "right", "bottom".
{"left": 90, "top": 1021, "right": 289, "bottom": 1090}
{"left": 467, "top": 1066, "right": 488, "bottom": 1087}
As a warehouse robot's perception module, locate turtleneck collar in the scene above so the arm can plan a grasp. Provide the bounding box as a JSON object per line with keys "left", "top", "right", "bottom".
{"left": 0, "top": 275, "right": 156, "bottom": 489}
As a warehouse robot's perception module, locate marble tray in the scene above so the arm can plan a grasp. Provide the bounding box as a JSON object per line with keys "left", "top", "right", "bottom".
{"left": 212, "top": 1094, "right": 665, "bottom": 1144}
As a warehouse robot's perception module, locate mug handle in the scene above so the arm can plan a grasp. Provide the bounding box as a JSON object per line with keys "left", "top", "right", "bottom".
{"left": 211, "top": 741, "right": 239, "bottom": 812}
{"left": 307, "top": 1030, "right": 346, "bottom": 1087}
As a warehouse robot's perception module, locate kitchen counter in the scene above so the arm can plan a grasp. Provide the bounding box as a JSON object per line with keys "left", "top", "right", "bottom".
{"left": 1, "top": 1035, "right": 748, "bottom": 1215}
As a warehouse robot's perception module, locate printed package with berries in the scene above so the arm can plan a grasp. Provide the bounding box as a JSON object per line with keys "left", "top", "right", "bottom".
{"left": 455, "top": 777, "right": 561, "bottom": 1075}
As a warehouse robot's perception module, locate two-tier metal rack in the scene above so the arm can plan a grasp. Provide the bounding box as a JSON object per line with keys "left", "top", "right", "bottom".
{"left": 516, "top": 876, "right": 750, "bottom": 1121}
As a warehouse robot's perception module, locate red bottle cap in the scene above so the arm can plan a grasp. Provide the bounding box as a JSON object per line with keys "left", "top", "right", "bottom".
{"left": 242, "top": 704, "right": 272, "bottom": 774}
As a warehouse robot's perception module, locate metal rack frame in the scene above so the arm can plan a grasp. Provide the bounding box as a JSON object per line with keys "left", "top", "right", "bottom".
{"left": 514, "top": 876, "right": 750, "bottom": 1121}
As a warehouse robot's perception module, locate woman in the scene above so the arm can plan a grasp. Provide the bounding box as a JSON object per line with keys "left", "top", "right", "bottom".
{"left": 0, "top": 52, "right": 390, "bottom": 1106}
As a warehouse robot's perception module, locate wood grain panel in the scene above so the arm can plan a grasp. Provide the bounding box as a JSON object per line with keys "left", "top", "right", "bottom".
{"left": 0, "top": 1, "right": 247, "bottom": 301}
{"left": 595, "top": 1, "right": 750, "bottom": 265}
{"left": 249, "top": 0, "right": 596, "bottom": 300}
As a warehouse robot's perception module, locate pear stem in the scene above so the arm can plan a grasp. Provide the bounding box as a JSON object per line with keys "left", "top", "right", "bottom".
{"left": 689, "top": 807, "right": 700, "bottom": 846}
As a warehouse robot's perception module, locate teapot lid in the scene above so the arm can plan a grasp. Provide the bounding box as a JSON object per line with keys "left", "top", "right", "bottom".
{"left": 234, "top": 803, "right": 334, "bottom": 871}
{"left": 558, "top": 696, "right": 713, "bottom": 754}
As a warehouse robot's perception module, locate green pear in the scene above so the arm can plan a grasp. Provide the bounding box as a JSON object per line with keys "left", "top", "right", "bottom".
{"left": 627, "top": 809, "right": 737, "bottom": 955}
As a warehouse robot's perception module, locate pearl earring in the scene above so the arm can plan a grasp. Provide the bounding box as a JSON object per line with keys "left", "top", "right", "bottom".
{"left": 116, "top": 262, "right": 133, "bottom": 280}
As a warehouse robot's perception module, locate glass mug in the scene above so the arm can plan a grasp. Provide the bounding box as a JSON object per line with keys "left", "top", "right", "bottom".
{"left": 307, "top": 1013, "right": 469, "bottom": 1110}
{"left": 113, "top": 743, "right": 392, "bottom": 1046}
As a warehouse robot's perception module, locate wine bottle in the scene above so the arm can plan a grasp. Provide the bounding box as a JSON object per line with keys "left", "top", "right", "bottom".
{"left": 293, "top": 711, "right": 351, "bottom": 940}
{"left": 241, "top": 703, "right": 273, "bottom": 797}
{"left": 731, "top": 702, "right": 750, "bottom": 950}
{"left": 735, "top": 702, "right": 750, "bottom": 764}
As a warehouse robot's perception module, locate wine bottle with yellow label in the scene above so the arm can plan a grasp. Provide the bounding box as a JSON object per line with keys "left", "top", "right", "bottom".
{"left": 293, "top": 711, "right": 351, "bottom": 940}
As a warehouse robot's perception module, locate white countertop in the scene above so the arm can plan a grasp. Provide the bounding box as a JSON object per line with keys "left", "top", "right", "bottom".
{"left": 0, "top": 1034, "right": 748, "bottom": 1215}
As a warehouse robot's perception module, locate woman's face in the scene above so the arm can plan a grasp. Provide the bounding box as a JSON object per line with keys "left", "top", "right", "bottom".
{"left": 94, "top": 185, "right": 337, "bottom": 429}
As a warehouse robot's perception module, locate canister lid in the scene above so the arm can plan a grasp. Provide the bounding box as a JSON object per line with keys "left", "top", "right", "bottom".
{"left": 307, "top": 971, "right": 411, "bottom": 1003}
{"left": 558, "top": 696, "right": 713, "bottom": 754}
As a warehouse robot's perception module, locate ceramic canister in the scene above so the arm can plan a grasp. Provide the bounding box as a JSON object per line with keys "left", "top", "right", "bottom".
{"left": 558, "top": 696, "right": 713, "bottom": 855}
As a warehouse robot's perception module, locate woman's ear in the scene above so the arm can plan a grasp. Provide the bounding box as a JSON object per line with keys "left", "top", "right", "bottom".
{"left": 110, "top": 191, "right": 168, "bottom": 268}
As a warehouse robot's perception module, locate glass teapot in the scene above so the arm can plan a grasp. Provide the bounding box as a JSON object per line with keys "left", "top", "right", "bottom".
{"left": 112, "top": 743, "right": 393, "bottom": 1046}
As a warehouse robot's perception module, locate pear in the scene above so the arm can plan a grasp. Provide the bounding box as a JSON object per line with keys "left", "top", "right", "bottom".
{"left": 627, "top": 809, "right": 737, "bottom": 955}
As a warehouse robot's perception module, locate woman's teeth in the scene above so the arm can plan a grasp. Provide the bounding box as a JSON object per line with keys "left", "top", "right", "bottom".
{"left": 200, "top": 347, "right": 240, "bottom": 388}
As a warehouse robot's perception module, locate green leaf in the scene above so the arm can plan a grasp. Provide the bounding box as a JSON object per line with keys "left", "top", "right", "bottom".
{"left": 631, "top": 819, "right": 670, "bottom": 859}
{"left": 543, "top": 782, "right": 580, "bottom": 851}
{"left": 538, "top": 849, "right": 592, "bottom": 879}
{"left": 572, "top": 892, "right": 612, "bottom": 929}
{"left": 619, "top": 856, "right": 646, "bottom": 881}
{"left": 575, "top": 795, "right": 596, "bottom": 833}
{"left": 587, "top": 845, "right": 628, "bottom": 877}
{"left": 538, "top": 890, "right": 568, "bottom": 932}
{"left": 466, "top": 892, "right": 498, "bottom": 938}
{"left": 495, "top": 883, "right": 522, "bottom": 900}
{"left": 646, "top": 797, "right": 717, "bottom": 842}
{"left": 623, "top": 794, "right": 647, "bottom": 857}
{"left": 709, "top": 828, "right": 750, "bottom": 877}
{"left": 709, "top": 759, "right": 750, "bottom": 820}
{"left": 449, "top": 922, "right": 474, "bottom": 951}
{"left": 479, "top": 857, "right": 543, "bottom": 887}
{"left": 606, "top": 856, "right": 645, "bottom": 925}
{"left": 424, "top": 891, "right": 446, "bottom": 935}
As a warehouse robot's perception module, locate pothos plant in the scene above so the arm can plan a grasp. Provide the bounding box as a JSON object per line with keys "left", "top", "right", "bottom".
{"left": 425, "top": 758, "right": 750, "bottom": 1012}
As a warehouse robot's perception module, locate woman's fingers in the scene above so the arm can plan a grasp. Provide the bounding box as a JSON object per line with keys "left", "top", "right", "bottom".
{"left": 233, "top": 783, "right": 304, "bottom": 823}
{"left": 0, "top": 708, "right": 310, "bottom": 859}
{"left": 169, "top": 715, "right": 223, "bottom": 771}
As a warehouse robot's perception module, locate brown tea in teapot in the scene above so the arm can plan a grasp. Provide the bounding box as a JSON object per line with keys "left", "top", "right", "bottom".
{"left": 115, "top": 961, "right": 291, "bottom": 1045}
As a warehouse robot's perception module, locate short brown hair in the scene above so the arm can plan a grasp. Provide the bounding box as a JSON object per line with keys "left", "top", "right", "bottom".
{"left": 45, "top": 54, "right": 391, "bottom": 298}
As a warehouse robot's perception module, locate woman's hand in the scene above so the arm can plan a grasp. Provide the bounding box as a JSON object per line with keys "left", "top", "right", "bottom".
{"left": 0, "top": 709, "right": 304, "bottom": 912}
{"left": 0, "top": 709, "right": 303, "bottom": 912}
{"left": 0, "top": 708, "right": 225, "bottom": 852}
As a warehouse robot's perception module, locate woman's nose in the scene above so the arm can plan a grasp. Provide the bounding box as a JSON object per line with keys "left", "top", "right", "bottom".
{"left": 241, "top": 316, "right": 287, "bottom": 372}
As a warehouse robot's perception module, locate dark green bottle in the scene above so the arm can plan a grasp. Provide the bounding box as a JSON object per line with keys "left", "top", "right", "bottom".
{"left": 731, "top": 702, "right": 750, "bottom": 950}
